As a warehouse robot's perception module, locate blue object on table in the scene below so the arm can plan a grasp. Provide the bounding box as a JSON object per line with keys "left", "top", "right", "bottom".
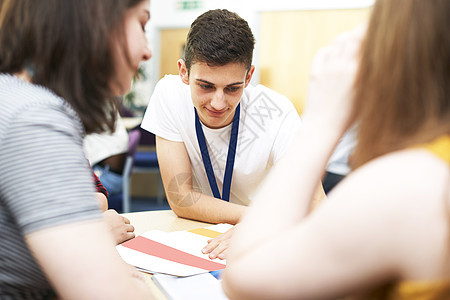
{"left": 209, "top": 269, "right": 224, "bottom": 279}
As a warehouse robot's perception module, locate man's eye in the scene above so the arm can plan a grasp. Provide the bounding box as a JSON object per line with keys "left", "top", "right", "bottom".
{"left": 227, "top": 86, "right": 240, "bottom": 92}
{"left": 200, "top": 84, "right": 213, "bottom": 90}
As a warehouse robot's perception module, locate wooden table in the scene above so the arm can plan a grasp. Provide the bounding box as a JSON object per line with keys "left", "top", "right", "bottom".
{"left": 122, "top": 210, "right": 212, "bottom": 299}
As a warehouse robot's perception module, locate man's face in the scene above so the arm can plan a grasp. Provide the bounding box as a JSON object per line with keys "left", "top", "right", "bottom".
{"left": 179, "top": 60, "right": 255, "bottom": 129}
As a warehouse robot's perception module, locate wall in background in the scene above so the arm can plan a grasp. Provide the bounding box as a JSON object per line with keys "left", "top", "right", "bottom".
{"left": 159, "top": 28, "right": 190, "bottom": 78}
{"left": 259, "top": 8, "right": 370, "bottom": 114}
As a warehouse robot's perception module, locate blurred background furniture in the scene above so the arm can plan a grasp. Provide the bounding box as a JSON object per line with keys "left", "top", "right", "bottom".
{"left": 133, "top": 149, "right": 165, "bottom": 209}
{"left": 108, "top": 128, "right": 141, "bottom": 212}
{"left": 108, "top": 126, "right": 166, "bottom": 213}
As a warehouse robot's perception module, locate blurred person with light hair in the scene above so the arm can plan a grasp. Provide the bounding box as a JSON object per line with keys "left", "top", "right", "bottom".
{"left": 223, "top": 0, "right": 450, "bottom": 298}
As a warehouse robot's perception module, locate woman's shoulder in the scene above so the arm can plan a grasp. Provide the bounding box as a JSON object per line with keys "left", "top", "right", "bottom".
{"left": 0, "top": 74, "right": 77, "bottom": 119}
{"left": 1, "top": 74, "right": 60, "bottom": 103}
{"left": 333, "top": 147, "right": 448, "bottom": 218}
{"left": 0, "top": 75, "right": 83, "bottom": 141}
{"left": 351, "top": 147, "right": 448, "bottom": 192}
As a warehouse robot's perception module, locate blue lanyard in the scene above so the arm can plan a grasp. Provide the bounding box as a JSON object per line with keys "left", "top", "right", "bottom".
{"left": 194, "top": 104, "right": 240, "bottom": 201}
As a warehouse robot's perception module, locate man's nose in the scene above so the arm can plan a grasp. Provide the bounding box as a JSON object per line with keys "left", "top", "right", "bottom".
{"left": 210, "top": 90, "right": 226, "bottom": 111}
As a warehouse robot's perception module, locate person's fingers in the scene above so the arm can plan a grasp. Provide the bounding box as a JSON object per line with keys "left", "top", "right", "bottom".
{"left": 209, "top": 240, "right": 229, "bottom": 260}
{"left": 334, "top": 28, "right": 355, "bottom": 43}
{"left": 202, "top": 238, "right": 219, "bottom": 254}
{"left": 334, "top": 23, "right": 366, "bottom": 45}
{"left": 217, "top": 249, "right": 228, "bottom": 260}
{"left": 351, "top": 23, "right": 367, "bottom": 41}
{"left": 202, "top": 231, "right": 230, "bottom": 253}
{"left": 125, "top": 232, "right": 135, "bottom": 240}
{"left": 125, "top": 224, "right": 135, "bottom": 233}
{"left": 118, "top": 231, "right": 135, "bottom": 244}
{"left": 122, "top": 216, "right": 131, "bottom": 224}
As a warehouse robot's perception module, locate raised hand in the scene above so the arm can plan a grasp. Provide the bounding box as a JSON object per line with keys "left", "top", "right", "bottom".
{"left": 303, "top": 25, "right": 366, "bottom": 137}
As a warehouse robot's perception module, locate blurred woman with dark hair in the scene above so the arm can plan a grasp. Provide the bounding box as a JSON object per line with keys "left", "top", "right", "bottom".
{"left": 0, "top": 0, "right": 153, "bottom": 298}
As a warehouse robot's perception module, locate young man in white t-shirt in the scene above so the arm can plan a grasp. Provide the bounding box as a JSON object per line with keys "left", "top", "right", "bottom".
{"left": 142, "top": 9, "right": 324, "bottom": 259}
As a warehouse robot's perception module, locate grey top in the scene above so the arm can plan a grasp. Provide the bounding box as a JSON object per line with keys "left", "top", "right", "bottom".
{"left": 0, "top": 74, "right": 102, "bottom": 299}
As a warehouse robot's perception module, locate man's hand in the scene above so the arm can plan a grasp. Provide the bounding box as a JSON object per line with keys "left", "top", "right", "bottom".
{"left": 103, "top": 209, "right": 135, "bottom": 244}
{"left": 201, "top": 227, "right": 235, "bottom": 260}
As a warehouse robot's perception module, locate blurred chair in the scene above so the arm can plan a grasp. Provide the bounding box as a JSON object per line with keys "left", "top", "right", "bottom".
{"left": 108, "top": 128, "right": 165, "bottom": 213}
{"left": 133, "top": 150, "right": 164, "bottom": 207}
{"left": 132, "top": 128, "right": 165, "bottom": 208}
{"left": 108, "top": 128, "right": 141, "bottom": 213}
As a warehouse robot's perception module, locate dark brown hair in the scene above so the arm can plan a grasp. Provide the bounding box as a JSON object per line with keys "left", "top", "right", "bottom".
{"left": 351, "top": 0, "right": 450, "bottom": 168}
{"left": 0, "top": 0, "right": 145, "bottom": 133}
{"left": 184, "top": 9, "right": 255, "bottom": 73}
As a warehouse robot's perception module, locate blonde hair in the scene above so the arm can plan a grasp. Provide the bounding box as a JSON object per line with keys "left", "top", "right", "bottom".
{"left": 351, "top": 0, "right": 450, "bottom": 168}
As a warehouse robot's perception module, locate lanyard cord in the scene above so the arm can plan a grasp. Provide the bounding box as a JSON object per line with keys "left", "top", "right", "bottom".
{"left": 194, "top": 104, "right": 240, "bottom": 201}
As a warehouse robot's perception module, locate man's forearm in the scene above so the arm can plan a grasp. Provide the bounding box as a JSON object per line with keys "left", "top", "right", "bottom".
{"left": 168, "top": 191, "right": 246, "bottom": 224}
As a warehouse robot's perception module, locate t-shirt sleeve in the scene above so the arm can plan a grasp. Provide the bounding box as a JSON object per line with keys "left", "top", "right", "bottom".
{"left": 0, "top": 103, "right": 102, "bottom": 235}
{"left": 83, "top": 115, "right": 129, "bottom": 166}
{"left": 141, "top": 76, "right": 184, "bottom": 142}
{"left": 271, "top": 100, "right": 302, "bottom": 164}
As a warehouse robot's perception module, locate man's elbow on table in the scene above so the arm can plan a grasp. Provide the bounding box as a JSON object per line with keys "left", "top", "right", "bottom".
{"left": 166, "top": 190, "right": 200, "bottom": 219}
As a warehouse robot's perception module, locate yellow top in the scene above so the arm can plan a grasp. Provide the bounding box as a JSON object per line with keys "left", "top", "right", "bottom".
{"left": 355, "top": 135, "right": 450, "bottom": 300}
{"left": 422, "top": 134, "right": 450, "bottom": 163}
{"left": 378, "top": 280, "right": 450, "bottom": 300}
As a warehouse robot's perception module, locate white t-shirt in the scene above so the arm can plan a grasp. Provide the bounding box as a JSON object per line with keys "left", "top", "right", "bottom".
{"left": 83, "top": 116, "right": 129, "bottom": 166}
{"left": 142, "top": 75, "right": 301, "bottom": 205}
{"left": 326, "top": 126, "right": 357, "bottom": 176}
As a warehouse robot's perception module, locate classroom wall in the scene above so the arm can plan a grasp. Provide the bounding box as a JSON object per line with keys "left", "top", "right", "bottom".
{"left": 259, "top": 8, "right": 371, "bottom": 114}
{"left": 159, "top": 28, "right": 190, "bottom": 78}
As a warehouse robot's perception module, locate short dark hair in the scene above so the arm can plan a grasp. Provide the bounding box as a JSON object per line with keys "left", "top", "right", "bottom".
{"left": 0, "top": 0, "right": 145, "bottom": 134}
{"left": 184, "top": 9, "right": 255, "bottom": 73}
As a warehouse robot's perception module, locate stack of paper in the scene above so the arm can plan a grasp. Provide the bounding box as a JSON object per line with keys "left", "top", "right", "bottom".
{"left": 152, "top": 272, "right": 228, "bottom": 300}
{"left": 116, "top": 223, "right": 233, "bottom": 277}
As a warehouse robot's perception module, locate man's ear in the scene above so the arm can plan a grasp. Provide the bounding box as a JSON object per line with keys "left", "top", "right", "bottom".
{"left": 178, "top": 59, "right": 189, "bottom": 85}
{"left": 244, "top": 65, "right": 256, "bottom": 88}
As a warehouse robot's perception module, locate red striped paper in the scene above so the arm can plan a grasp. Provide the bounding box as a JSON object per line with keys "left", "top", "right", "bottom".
{"left": 121, "top": 236, "right": 226, "bottom": 271}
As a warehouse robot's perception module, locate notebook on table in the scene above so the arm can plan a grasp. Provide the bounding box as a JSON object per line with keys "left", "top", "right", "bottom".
{"left": 116, "top": 223, "right": 232, "bottom": 277}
